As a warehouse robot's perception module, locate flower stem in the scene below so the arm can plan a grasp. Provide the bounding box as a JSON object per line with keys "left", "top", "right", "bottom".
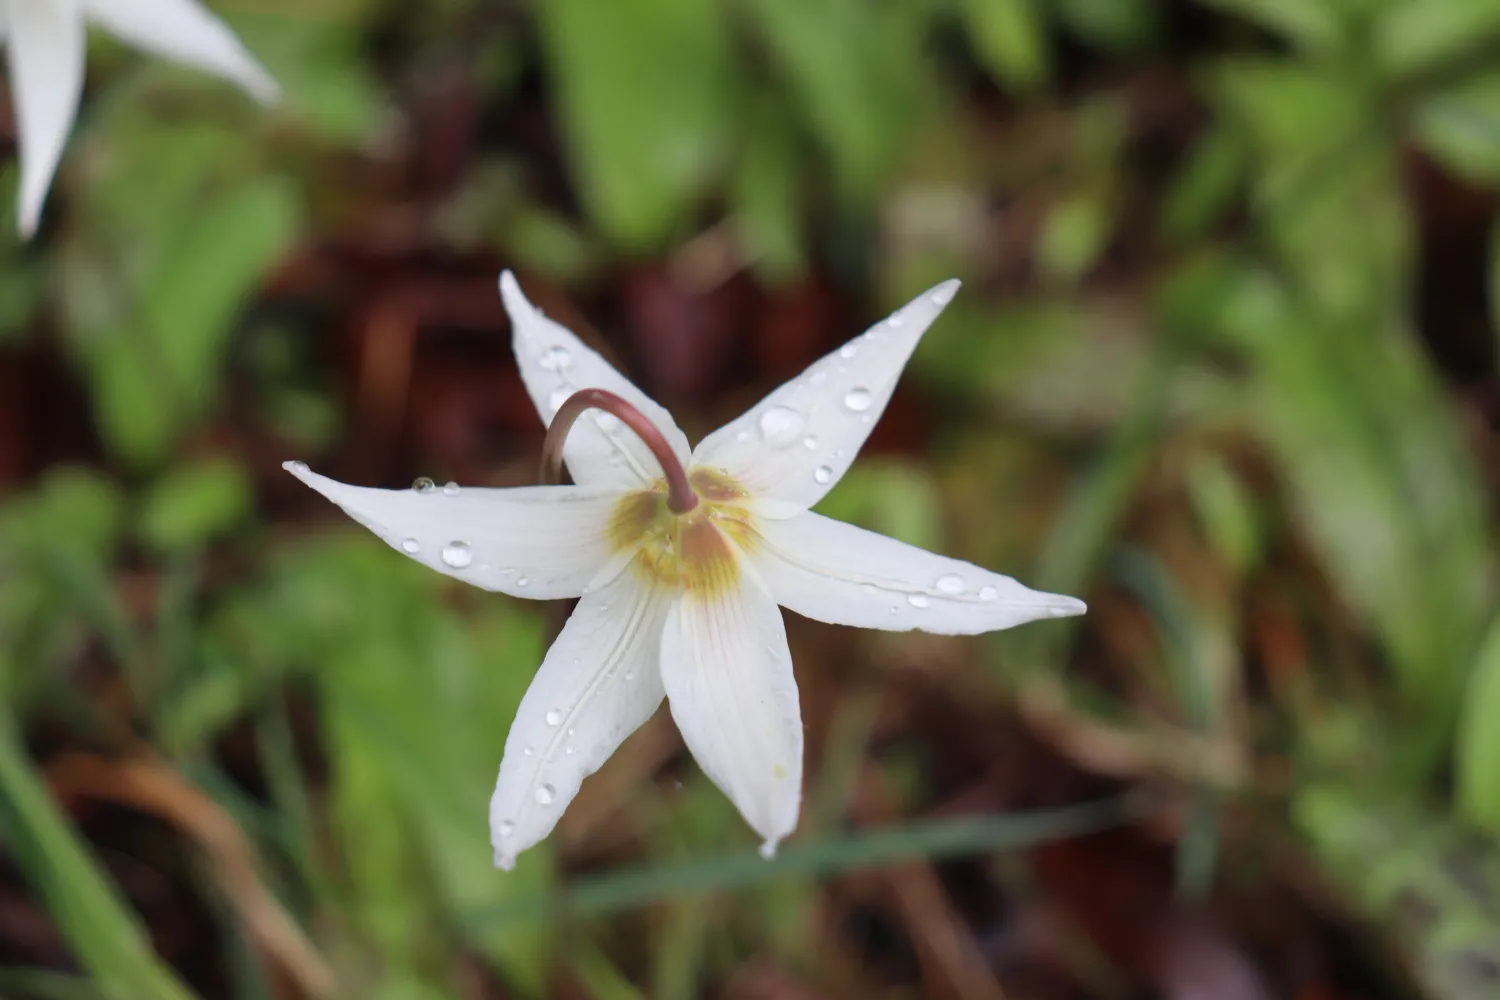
{"left": 541, "top": 388, "right": 698, "bottom": 513}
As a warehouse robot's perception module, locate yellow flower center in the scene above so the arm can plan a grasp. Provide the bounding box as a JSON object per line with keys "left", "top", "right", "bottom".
{"left": 607, "top": 468, "right": 756, "bottom": 598}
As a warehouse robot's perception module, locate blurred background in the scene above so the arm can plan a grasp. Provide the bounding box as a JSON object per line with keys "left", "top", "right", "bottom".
{"left": 1, "top": 0, "right": 1499, "bottom": 997}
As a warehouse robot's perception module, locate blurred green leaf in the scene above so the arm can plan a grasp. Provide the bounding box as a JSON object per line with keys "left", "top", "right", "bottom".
{"left": 539, "top": 0, "right": 737, "bottom": 250}
{"left": 961, "top": 0, "right": 1050, "bottom": 91}
{"left": 0, "top": 191, "right": 45, "bottom": 340}
{"left": 1038, "top": 191, "right": 1112, "bottom": 283}
{"left": 501, "top": 207, "right": 602, "bottom": 283}
{"left": 573, "top": 944, "right": 649, "bottom": 1000}
{"left": 263, "top": 537, "right": 554, "bottom": 992}
{"left": 139, "top": 457, "right": 252, "bottom": 554}
{"left": 1296, "top": 784, "right": 1500, "bottom": 999}
{"left": 1374, "top": 0, "right": 1500, "bottom": 79}
{"left": 1199, "top": 0, "right": 1346, "bottom": 52}
{"left": 1184, "top": 453, "right": 1263, "bottom": 575}
{"left": 84, "top": 176, "right": 297, "bottom": 467}
{"left": 1414, "top": 71, "right": 1500, "bottom": 184}
{"left": 1160, "top": 124, "right": 1249, "bottom": 242}
{"left": 1457, "top": 616, "right": 1500, "bottom": 831}
{"left": 1210, "top": 60, "right": 1369, "bottom": 192}
{"left": 226, "top": 12, "right": 385, "bottom": 142}
{"left": 731, "top": 98, "right": 807, "bottom": 283}
{"left": 1231, "top": 297, "right": 1492, "bottom": 739}
{"left": 1057, "top": 0, "right": 1160, "bottom": 51}
{"left": 0, "top": 723, "right": 197, "bottom": 1000}
{"left": 816, "top": 460, "right": 944, "bottom": 552}
{"left": 744, "top": 0, "right": 936, "bottom": 202}
{"left": 0, "top": 467, "right": 124, "bottom": 558}
{"left": 1212, "top": 59, "right": 1403, "bottom": 320}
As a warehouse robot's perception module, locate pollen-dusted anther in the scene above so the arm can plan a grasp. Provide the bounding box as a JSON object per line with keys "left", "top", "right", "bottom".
{"left": 541, "top": 388, "right": 698, "bottom": 514}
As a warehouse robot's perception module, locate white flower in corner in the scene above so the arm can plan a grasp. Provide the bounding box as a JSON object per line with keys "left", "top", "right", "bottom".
{"left": 285, "top": 271, "right": 1086, "bottom": 869}
{"left": 2, "top": 0, "right": 278, "bottom": 237}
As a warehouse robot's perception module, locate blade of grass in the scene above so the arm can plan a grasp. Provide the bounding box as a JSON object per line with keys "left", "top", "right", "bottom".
{"left": 0, "top": 722, "right": 197, "bottom": 1000}
{"left": 467, "top": 792, "right": 1144, "bottom": 926}
{"left": 1115, "top": 549, "right": 1225, "bottom": 900}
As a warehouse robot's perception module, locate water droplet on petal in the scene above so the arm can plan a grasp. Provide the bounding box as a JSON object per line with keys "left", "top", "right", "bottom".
{"left": 813, "top": 465, "right": 833, "bottom": 484}
{"left": 498, "top": 820, "right": 515, "bottom": 838}
{"left": 759, "top": 841, "right": 777, "bottom": 860}
{"left": 539, "top": 345, "right": 572, "bottom": 370}
{"left": 441, "top": 541, "right": 472, "bottom": 568}
{"left": 889, "top": 314, "right": 905, "bottom": 328}
{"left": 979, "top": 586, "right": 998, "bottom": 601}
{"left": 802, "top": 436, "right": 818, "bottom": 450}
{"left": 517, "top": 576, "right": 530, "bottom": 587}
{"left": 400, "top": 538, "right": 420, "bottom": 554}
{"left": 735, "top": 430, "right": 750, "bottom": 443}
{"left": 758, "top": 406, "right": 804, "bottom": 447}
{"left": 548, "top": 388, "right": 571, "bottom": 411}
{"left": 287, "top": 460, "right": 308, "bottom": 474}
{"left": 566, "top": 728, "right": 575, "bottom": 737}
{"left": 907, "top": 593, "right": 931, "bottom": 608}
{"left": 545, "top": 710, "right": 563, "bottom": 727}
{"left": 495, "top": 852, "right": 516, "bottom": 871}
{"left": 625, "top": 671, "right": 635, "bottom": 681}
{"left": 843, "top": 388, "right": 873, "bottom": 412}
{"left": 412, "top": 476, "right": 435, "bottom": 493}
{"left": 565, "top": 745, "right": 574, "bottom": 755}
{"left": 839, "top": 344, "right": 858, "bottom": 360}
{"left": 932, "top": 283, "right": 957, "bottom": 306}
{"left": 595, "top": 412, "right": 620, "bottom": 432}
{"left": 809, "top": 370, "right": 827, "bottom": 386}
{"left": 936, "top": 574, "right": 965, "bottom": 595}
{"left": 523, "top": 746, "right": 534, "bottom": 756}
{"left": 534, "top": 784, "right": 555, "bottom": 805}
{"left": 442, "top": 481, "right": 459, "bottom": 496}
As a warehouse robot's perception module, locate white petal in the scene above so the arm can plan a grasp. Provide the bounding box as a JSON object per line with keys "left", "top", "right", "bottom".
{"left": 659, "top": 574, "right": 803, "bottom": 856}
{"left": 82, "top": 0, "right": 277, "bottom": 103}
{"left": 490, "top": 568, "right": 669, "bottom": 869}
{"left": 284, "top": 462, "right": 621, "bottom": 600}
{"left": 748, "top": 511, "right": 1086, "bottom": 634}
{"left": 690, "top": 280, "right": 961, "bottom": 513}
{"left": 499, "top": 271, "right": 691, "bottom": 491}
{"left": 8, "top": 0, "right": 85, "bottom": 238}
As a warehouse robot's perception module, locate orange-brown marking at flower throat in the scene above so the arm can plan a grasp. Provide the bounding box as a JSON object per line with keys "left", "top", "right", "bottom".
{"left": 607, "top": 468, "right": 755, "bottom": 598}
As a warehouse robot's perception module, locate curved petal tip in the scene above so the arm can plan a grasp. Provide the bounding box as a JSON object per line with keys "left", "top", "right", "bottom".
{"left": 497, "top": 269, "right": 526, "bottom": 313}
{"left": 1049, "top": 595, "right": 1088, "bottom": 618}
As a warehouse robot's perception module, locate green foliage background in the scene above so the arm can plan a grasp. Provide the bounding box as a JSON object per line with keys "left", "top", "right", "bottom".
{"left": 3, "top": 0, "right": 1500, "bottom": 996}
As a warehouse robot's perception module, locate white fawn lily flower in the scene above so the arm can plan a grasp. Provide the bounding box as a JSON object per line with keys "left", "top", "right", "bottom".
{"left": 2, "top": 0, "right": 278, "bottom": 237}
{"left": 285, "top": 271, "right": 1086, "bottom": 869}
